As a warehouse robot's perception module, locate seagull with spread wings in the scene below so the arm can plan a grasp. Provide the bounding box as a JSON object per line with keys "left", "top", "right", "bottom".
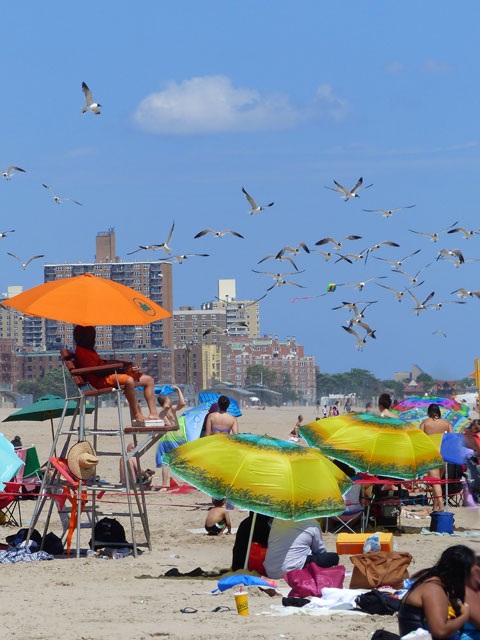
{"left": 427, "top": 300, "right": 467, "bottom": 310}
{"left": 447, "top": 226, "right": 480, "bottom": 239}
{"left": 376, "top": 281, "right": 423, "bottom": 302}
{"left": 315, "top": 235, "right": 362, "bottom": 250}
{"left": 257, "top": 254, "right": 298, "bottom": 270}
{"left": 433, "top": 330, "right": 447, "bottom": 338}
{"left": 325, "top": 177, "right": 373, "bottom": 201}
{"left": 276, "top": 243, "right": 310, "bottom": 258}
{"left": 81, "top": 82, "right": 102, "bottom": 115}
{"left": 267, "top": 280, "right": 306, "bottom": 292}
{"left": 241, "top": 187, "right": 274, "bottom": 214}
{"left": 203, "top": 322, "right": 248, "bottom": 337}
{"left": 0, "top": 230, "right": 15, "bottom": 238}
{"left": 409, "top": 221, "right": 458, "bottom": 242}
{"left": 252, "top": 269, "right": 305, "bottom": 282}
{"left": 156, "top": 221, "right": 175, "bottom": 254}
{"left": 451, "top": 288, "right": 480, "bottom": 299}
{"left": 194, "top": 229, "right": 244, "bottom": 239}
{"left": 437, "top": 248, "right": 464, "bottom": 264}
{"left": 158, "top": 254, "right": 209, "bottom": 263}
{"left": 393, "top": 263, "right": 432, "bottom": 285}
{"left": 407, "top": 289, "right": 435, "bottom": 315}
{"left": 42, "top": 184, "right": 82, "bottom": 205}
{"left": 340, "top": 277, "right": 386, "bottom": 292}
{"left": 373, "top": 249, "right": 421, "bottom": 269}
{"left": 342, "top": 325, "right": 374, "bottom": 350}
{"left": 332, "top": 301, "right": 377, "bottom": 314}
{"left": 2, "top": 166, "right": 25, "bottom": 180}
{"left": 362, "top": 205, "right": 416, "bottom": 218}
{"left": 8, "top": 252, "right": 45, "bottom": 270}
{"left": 310, "top": 249, "right": 338, "bottom": 261}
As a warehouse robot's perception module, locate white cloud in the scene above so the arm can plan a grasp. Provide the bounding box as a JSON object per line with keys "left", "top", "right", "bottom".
{"left": 421, "top": 58, "right": 454, "bottom": 74}
{"left": 133, "top": 75, "right": 348, "bottom": 134}
{"left": 385, "top": 62, "right": 405, "bottom": 75}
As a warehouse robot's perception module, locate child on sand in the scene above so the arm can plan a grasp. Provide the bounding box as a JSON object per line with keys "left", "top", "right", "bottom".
{"left": 204, "top": 498, "right": 232, "bottom": 536}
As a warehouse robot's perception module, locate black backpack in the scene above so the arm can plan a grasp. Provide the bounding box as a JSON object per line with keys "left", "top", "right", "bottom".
{"left": 89, "top": 517, "right": 131, "bottom": 549}
{"left": 356, "top": 589, "right": 401, "bottom": 615}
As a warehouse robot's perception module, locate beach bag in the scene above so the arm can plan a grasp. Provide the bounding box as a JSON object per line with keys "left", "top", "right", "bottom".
{"left": 284, "top": 562, "right": 345, "bottom": 598}
{"left": 350, "top": 551, "right": 412, "bottom": 590}
{"left": 371, "top": 632, "right": 400, "bottom": 640}
{"left": 356, "top": 589, "right": 401, "bottom": 615}
{"left": 89, "top": 517, "right": 131, "bottom": 550}
{"left": 247, "top": 542, "right": 267, "bottom": 575}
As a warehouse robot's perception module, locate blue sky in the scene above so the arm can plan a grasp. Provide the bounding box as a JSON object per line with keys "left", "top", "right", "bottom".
{"left": 1, "top": 2, "right": 480, "bottom": 379}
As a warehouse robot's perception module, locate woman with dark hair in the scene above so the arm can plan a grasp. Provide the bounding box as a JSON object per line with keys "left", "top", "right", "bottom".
{"left": 461, "top": 555, "right": 480, "bottom": 639}
{"left": 378, "top": 393, "right": 396, "bottom": 418}
{"left": 420, "top": 403, "right": 453, "bottom": 512}
{"left": 398, "top": 544, "right": 473, "bottom": 639}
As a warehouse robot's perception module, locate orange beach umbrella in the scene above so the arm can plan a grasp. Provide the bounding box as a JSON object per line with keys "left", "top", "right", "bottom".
{"left": 1, "top": 273, "right": 171, "bottom": 326}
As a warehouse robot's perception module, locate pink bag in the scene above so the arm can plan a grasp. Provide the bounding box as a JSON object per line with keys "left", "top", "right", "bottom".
{"left": 284, "top": 563, "right": 346, "bottom": 598}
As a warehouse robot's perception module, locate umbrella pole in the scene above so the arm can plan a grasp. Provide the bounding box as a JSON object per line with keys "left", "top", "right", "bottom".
{"left": 243, "top": 511, "right": 257, "bottom": 570}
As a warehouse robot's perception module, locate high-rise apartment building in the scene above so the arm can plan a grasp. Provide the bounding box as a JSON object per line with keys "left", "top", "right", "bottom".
{"left": 43, "top": 229, "right": 173, "bottom": 351}
{"left": 201, "top": 279, "right": 260, "bottom": 338}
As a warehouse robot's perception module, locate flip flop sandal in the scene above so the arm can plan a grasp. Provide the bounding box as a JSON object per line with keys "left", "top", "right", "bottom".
{"left": 211, "top": 606, "right": 233, "bottom": 613}
{"left": 180, "top": 607, "right": 198, "bottom": 614}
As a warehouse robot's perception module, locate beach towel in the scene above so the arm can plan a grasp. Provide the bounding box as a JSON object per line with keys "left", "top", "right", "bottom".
{"left": 214, "top": 574, "right": 277, "bottom": 592}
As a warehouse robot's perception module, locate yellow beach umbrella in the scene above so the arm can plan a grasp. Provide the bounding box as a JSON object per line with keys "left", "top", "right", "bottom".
{"left": 300, "top": 413, "right": 443, "bottom": 480}
{"left": 163, "top": 433, "right": 351, "bottom": 520}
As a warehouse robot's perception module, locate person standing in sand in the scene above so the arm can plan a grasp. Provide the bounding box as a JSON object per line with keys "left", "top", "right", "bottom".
{"left": 420, "top": 403, "right": 453, "bottom": 512}
{"left": 157, "top": 386, "right": 186, "bottom": 488}
{"left": 205, "top": 395, "right": 238, "bottom": 435}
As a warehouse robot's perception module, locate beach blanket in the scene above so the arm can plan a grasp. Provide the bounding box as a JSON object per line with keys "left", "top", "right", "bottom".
{"left": 214, "top": 574, "right": 277, "bottom": 592}
{"left": 0, "top": 546, "right": 53, "bottom": 563}
{"left": 420, "top": 528, "right": 480, "bottom": 537}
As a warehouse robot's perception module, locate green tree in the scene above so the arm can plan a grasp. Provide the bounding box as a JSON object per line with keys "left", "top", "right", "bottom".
{"left": 245, "top": 365, "right": 278, "bottom": 389}
{"left": 416, "top": 372, "right": 435, "bottom": 392}
{"left": 381, "top": 379, "right": 405, "bottom": 400}
{"left": 18, "top": 367, "right": 76, "bottom": 400}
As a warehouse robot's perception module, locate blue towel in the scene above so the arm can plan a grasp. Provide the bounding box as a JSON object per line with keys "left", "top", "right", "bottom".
{"left": 155, "top": 385, "right": 175, "bottom": 396}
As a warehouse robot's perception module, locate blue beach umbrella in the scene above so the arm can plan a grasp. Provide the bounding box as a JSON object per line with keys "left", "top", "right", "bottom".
{"left": 0, "top": 432, "right": 23, "bottom": 492}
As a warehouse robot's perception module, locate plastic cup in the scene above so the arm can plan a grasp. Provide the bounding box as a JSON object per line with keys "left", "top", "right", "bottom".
{"left": 234, "top": 590, "right": 249, "bottom": 616}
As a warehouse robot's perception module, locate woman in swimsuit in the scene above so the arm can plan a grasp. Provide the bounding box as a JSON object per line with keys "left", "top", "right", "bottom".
{"left": 205, "top": 395, "right": 238, "bottom": 436}
{"left": 398, "top": 545, "right": 473, "bottom": 639}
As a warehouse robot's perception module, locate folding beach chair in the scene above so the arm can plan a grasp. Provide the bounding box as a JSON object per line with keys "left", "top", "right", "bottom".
{"left": 324, "top": 485, "right": 364, "bottom": 534}
{"left": 0, "top": 482, "right": 22, "bottom": 527}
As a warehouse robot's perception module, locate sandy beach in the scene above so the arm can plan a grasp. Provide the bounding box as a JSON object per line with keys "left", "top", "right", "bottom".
{"left": 1, "top": 405, "right": 479, "bottom": 640}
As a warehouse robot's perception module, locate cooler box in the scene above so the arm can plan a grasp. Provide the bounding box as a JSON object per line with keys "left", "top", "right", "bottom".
{"left": 336, "top": 533, "right": 394, "bottom": 555}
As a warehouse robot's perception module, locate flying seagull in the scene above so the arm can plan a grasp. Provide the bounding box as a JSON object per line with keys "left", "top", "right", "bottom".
{"left": 81, "top": 82, "right": 101, "bottom": 115}
{"left": 158, "top": 254, "right": 209, "bottom": 263}
{"left": 373, "top": 249, "right": 421, "bottom": 269}
{"left": 7, "top": 252, "right": 45, "bottom": 270}
{"left": 310, "top": 249, "right": 338, "bottom": 261}
{"left": 128, "top": 245, "right": 164, "bottom": 255}
{"left": 451, "top": 288, "right": 480, "bottom": 299}
{"left": 332, "top": 301, "right": 377, "bottom": 315}
{"left": 342, "top": 325, "right": 373, "bottom": 350}
{"left": 409, "top": 221, "right": 458, "bottom": 242}
{"left": 0, "top": 230, "right": 15, "bottom": 238}
{"left": 340, "top": 277, "right": 386, "bottom": 292}
{"left": 362, "top": 205, "right": 416, "bottom": 218}
{"left": 276, "top": 243, "right": 310, "bottom": 258}
{"left": 203, "top": 323, "right": 248, "bottom": 337}
{"left": 342, "top": 251, "right": 367, "bottom": 262}
{"left": 241, "top": 187, "right": 274, "bottom": 215}
{"left": 267, "top": 280, "right": 306, "bottom": 292}
{"left": 407, "top": 290, "right": 435, "bottom": 315}
{"left": 257, "top": 254, "right": 298, "bottom": 270}
{"left": 427, "top": 300, "right": 467, "bottom": 310}
{"left": 447, "top": 227, "right": 480, "bottom": 239}
{"left": 315, "top": 235, "right": 362, "bottom": 250}
{"left": 215, "top": 294, "right": 267, "bottom": 307}
{"left": 432, "top": 330, "right": 447, "bottom": 338}
{"left": 194, "top": 229, "right": 244, "bottom": 239}
{"left": 156, "top": 221, "right": 175, "bottom": 254}
{"left": 376, "top": 282, "right": 423, "bottom": 302}
{"left": 252, "top": 269, "right": 305, "bottom": 281}
{"left": 437, "top": 248, "right": 464, "bottom": 263}
{"left": 438, "top": 256, "right": 480, "bottom": 268}
{"left": 393, "top": 263, "right": 432, "bottom": 285}
{"left": 42, "top": 184, "right": 82, "bottom": 205}
{"left": 355, "top": 320, "right": 377, "bottom": 339}
{"left": 325, "top": 177, "right": 373, "bottom": 201}
{"left": 1, "top": 166, "right": 25, "bottom": 180}
{"left": 363, "top": 240, "right": 400, "bottom": 263}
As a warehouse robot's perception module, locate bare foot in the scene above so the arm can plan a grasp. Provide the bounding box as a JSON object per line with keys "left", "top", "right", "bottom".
{"left": 133, "top": 412, "right": 146, "bottom": 423}
{"left": 146, "top": 414, "right": 162, "bottom": 420}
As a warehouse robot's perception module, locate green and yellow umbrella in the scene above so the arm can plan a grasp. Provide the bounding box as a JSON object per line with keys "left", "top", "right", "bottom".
{"left": 163, "top": 433, "right": 351, "bottom": 520}
{"left": 299, "top": 413, "right": 444, "bottom": 480}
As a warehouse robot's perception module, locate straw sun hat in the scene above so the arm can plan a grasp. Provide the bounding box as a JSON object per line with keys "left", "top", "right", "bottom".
{"left": 67, "top": 441, "right": 99, "bottom": 480}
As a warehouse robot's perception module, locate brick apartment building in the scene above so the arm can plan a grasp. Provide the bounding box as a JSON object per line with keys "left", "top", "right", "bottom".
{"left": 225, "top": 335, "right": 316, "bottom": 403}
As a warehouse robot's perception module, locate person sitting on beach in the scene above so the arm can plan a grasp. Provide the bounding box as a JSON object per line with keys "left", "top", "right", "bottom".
{"left": 289, "top": 415, "right": 303, "bottom": 441}
{"left": 205, "top": 396, "right": 238, "bottom": 436}
{"left": 156, "top": 386, "right": 186, "bottom": 488}
{"left": 119, "top": 442, "right": 155, "bottom": 489}
{"left": 263, "top": 518, "right": 339, "bottom": 579}
{"left": 73, "top": 325, "right": 161, "bottom": 424}
{"left": 398, "top": 544, "right": 473, "bottom": 639}
{"left": 460, "top": 555, "right": 480, "bottom": 639}
{"left": 204, "top": 498, "right": 232, "bottom": 536}
{"left": 420, "top": 403, "right": 453, "bottom": 512}
{"left": 378, "top": 393, "right": 396, "bottom": 418}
